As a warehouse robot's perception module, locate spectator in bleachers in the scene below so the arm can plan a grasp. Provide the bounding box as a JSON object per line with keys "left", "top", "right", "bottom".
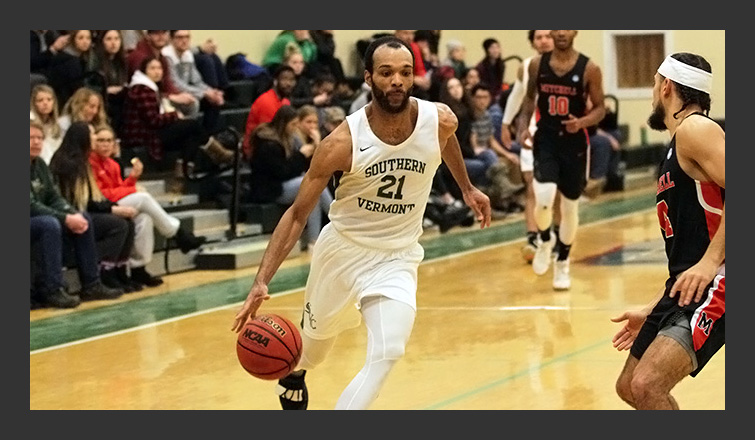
{"left": 192, "top": 34, "right": 231, "bottom": 94}
{"left": 441, "top": 39, "right": 468, "bottom": 80}
{"left": 93, "top": 30, "right": 130, "bottom": 138}
{"left": 122, "top": 56, "right": 234, "bottom": 174}
{"left": 414, "top": 30, "right": 439, "bottom": 75}
{"left": 47, "top": 30, "right": 103, "bottom": 110}
{"left": 295, "top": 105, "right": 321, "bottom": 157}
{"left": 321, "top": 105, "right": 345, "bottom": 137}
{"left": 462, "top": 66, "right": 481, "bottom": 96}
{"left": 32, "top": 119, "right": 81, "bottom": 308}
{"left": 121, "top": 30, "right": 146, "bottom": 55}
{"left": 284, "top": 45, "right": 318, "bottom": 109}
{"left": 349, "top": 81, "right": 371, "bottom": 115}
{"left": 475, "top": 38, "right": 506, "bottom": 103}
{"left": 470, "top": 84, "right": 519, "bottom": 166}
{"left": 30, "top": 30, "right": 70, "bottom": 90}
{"left": 48, "top": 121, "right": 130, "bottom": 300}
{"left": 469, "top": 84, "right": 523, "bottom": 212}
{"left": 585, "top": 125, "right": 623, "bottom": 199}
{"left": 436, "top": 76, "right": 480, "bottom": 199}
{"left": 394, "top": 30, "right": 431, "bottom": 99}
{"left": 163, "top": 30, "right": 226, "bottom": 132}
{"left": 30, "top": 84, "right": 65, "bottom": 164}
{"left": 309, "top": 30, "right": 351, "bottom": 97}
{"left": 58, "top": 87, "right": 110, "bottom": 132}
{"left": 246, "top": 105, "right": 332, "bottom": 250}
{"left": 262, "top": 30, "right": 318, "bottom": 75}
{"left": 90, "top": 125, "right": 206, "bottom": 287}
{"left": 127, "top": 30, "right": 197, "bottom": 116}
{"left": 243, "top": 65, "right": 296, "bottom": 159}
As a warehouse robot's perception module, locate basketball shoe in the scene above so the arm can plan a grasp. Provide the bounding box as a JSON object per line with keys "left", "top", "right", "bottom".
{"left": 276, "top": 371, "right": 308, "bottom": 410}
{"left": 532, "top": 234, "right": 557, "bottom": 275}
{"left": 553, "top": 259, "right": 571, "bottom": 290}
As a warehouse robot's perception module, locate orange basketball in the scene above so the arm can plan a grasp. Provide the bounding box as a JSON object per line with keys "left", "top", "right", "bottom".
{"left": 236, "top": 314, "right": 302, "bottom": 380}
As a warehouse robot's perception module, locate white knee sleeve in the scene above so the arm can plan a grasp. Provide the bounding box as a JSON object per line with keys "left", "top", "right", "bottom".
{"left": 532, "top": 179, "right": 558, "bottom": 231}
{"left": 558, "top": 196, "right": 580, "bottom": 245}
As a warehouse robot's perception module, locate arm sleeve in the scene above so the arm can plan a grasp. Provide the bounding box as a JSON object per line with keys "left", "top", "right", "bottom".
{"left": 502, "top": 78, "right": 525, "bottom": 126}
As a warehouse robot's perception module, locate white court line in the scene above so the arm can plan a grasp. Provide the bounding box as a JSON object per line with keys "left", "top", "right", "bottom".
{"left": 31, "top": 207, "right": 654, "bottom": 356}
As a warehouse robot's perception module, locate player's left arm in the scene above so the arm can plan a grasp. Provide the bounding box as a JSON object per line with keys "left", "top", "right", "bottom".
{"left": 563, "top": 61, "right": 606, "bottom": 133}
{"left": 670, "top": 119, "right": 725, "bottom": 306}
{"left": 436, "top": 102, "right": 491, "bottom": 228}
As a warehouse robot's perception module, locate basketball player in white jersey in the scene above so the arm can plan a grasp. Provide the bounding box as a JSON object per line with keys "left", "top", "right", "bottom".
{"left": 232, "top": 36, "right": 491, "bottom": 410}
{"left": 500, "top": 30, "right": 554, "bottom": 263}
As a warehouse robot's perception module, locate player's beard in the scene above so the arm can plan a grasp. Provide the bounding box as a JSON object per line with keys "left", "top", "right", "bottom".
{"left": 373, "top": 86, "right": 412, "bottom": 114}
{"left": 647, "top": 102, "right": 667, "bottom": 131}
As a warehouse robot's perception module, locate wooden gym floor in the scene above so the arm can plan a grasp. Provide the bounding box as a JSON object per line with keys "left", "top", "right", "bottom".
{"left": 29, "top": 186, "right": 724, "bottom": 410}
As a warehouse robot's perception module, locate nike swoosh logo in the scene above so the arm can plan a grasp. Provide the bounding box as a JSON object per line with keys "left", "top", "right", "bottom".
{"left": 359, "top": 145, "right": 375, "bottom": 152}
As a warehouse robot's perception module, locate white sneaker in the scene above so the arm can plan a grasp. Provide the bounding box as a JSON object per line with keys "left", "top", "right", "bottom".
{"left": 532, "top": 235, "right": 556, "bottom": 275}
{"left": 553, "top": 259, "right": 571, "bottom": 291}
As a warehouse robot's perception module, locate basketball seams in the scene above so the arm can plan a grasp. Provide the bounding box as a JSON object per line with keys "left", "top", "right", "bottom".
{"left": 275, "top": 316, "right": 303, "bottom": 356}
{"left": 252, "top": 316, "right": 300, "bottom": 360}
{"left": 236, "top": 314, "right": 302, "bottom": 380}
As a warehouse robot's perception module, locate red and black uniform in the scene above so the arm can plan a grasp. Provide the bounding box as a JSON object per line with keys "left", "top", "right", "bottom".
{"left": 533, "top": 51, "right": 590, "bottom": 200}
{"left": 632, "top": 113, "right": 725, "bottom": 376}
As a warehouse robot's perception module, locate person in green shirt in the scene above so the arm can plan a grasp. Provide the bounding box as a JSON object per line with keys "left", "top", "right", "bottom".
{"left": 262, "top": 31, "right": 318, "bottom": 75}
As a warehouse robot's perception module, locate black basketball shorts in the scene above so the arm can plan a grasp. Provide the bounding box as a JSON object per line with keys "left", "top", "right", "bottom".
{"left": 532, "top": 129, "right": 589, "bottom": 200}
{"left": 631, "top": 272, "right": 725, "bottom": 377}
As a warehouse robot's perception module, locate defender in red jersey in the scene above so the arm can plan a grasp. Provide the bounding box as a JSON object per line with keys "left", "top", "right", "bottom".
{"left": 612, "top": 53, "right": 725, "bottom": 410}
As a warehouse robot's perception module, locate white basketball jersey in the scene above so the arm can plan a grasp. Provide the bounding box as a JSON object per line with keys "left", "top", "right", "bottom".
{"left": 329, "top": 98, "right": 442, "bottom": 250}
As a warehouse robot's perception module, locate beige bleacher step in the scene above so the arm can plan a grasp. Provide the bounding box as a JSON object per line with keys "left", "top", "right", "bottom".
{"left": 195, "top": 235, "right": 302, "bottom": 270}
{"left": 195, "top": 222, "right": 264, "bottom": 243}
{"left": 624, "top": 165, "right": 658, "bottom": 191}
{"left": 146, "top": 248, "right": 200, "bottom": 276}
{"left": 138, "top": 179, "right": 168, "bottom": 196}
{"left": 172, "top": 209, "right": 229, "bottom": 231}
{"left": 153, "top": 193, "right": 200, "bottom": 209}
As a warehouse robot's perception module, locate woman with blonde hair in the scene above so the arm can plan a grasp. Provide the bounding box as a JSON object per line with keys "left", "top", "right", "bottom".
{"left": 59, "top": 87, "right": 109, "bottom": 131}
{"left": 49, "top": 121, "right": 133, "bottom": 298}
{"left": 30, "top": 84, "right": 65, "bottom": 164}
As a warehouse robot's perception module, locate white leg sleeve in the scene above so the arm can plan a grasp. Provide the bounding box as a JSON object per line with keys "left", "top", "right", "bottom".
{"left": 558, "top": 196, "right": 580, "bottom": 246}
{"left": 335, "top": 296, "right": 416, "bottom": 410}
{"left": 532, "top": 179, "right": 558, "bottom": 231}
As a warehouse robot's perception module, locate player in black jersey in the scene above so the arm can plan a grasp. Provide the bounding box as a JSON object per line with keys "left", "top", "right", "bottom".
{"left": 517, "top": 30, "right": 605, "bottom": 290}
{"left": 612, "top": 53, "right": 725, "bottom": 410}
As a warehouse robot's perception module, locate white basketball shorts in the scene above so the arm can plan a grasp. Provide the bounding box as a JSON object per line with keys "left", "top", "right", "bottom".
{"left": 301, "top": 223, "right": 424, "bottom": 340}
{"left": 520, "top": 147, "right": 534, "bottom": 173}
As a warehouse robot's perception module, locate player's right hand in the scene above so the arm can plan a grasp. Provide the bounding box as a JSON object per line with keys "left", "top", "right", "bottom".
{"left": 518, "top": 129, "right": 533, "bottom": 148}
{"left": 232, "top": 283, "right": 271, "bottom": 332}
{"left": 610, "top": 311, "right": 647, "bottom": 351}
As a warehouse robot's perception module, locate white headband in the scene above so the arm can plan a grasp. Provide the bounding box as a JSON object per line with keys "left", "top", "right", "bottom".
{"left": 657, "top": 55, "right": 712, "bottom": 94}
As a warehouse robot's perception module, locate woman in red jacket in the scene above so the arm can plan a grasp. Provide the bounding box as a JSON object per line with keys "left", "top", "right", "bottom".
{"left": 89, "top": 124, "right": 206, "bottom": 287}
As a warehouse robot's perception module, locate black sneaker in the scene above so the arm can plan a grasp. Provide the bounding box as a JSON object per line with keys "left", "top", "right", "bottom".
{"left": 80, "top": 282, "right": 123, "bottom": 301}
{"left": 130, "top": 266, "right": 164, "bottom": 287}
{"left": 42, "top": 287, "right": 81, "bottom": 309}
{"left": 276, "top": 371, "right": 308, "bottom": 410}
